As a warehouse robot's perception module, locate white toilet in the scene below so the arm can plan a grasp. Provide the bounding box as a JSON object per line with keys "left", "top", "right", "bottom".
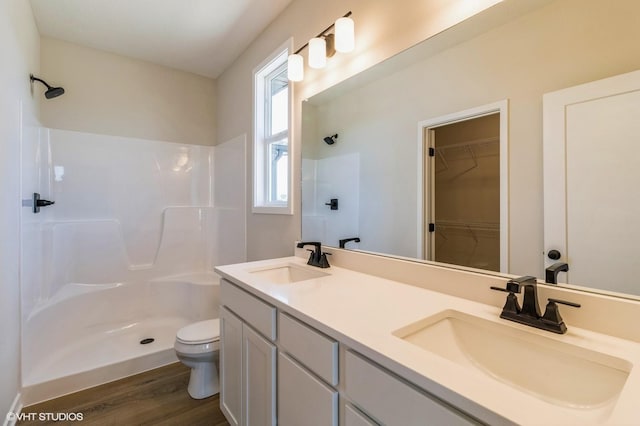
{"left": 174, "top": 318, "right": 221, "bottom": 399}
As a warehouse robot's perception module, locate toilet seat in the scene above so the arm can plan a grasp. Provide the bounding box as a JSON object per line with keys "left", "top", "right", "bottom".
{"left": 176, "top": 319, "right": 220, "bottom": 345}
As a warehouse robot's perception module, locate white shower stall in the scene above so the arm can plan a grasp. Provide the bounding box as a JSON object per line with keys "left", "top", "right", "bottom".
{"left": 20, "top": 126, "right": 245, "bottom": 404}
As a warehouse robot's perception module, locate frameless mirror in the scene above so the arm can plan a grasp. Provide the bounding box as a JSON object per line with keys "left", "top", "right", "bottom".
{"left": 301, "top": 0, "right": 640, "bottom": 299}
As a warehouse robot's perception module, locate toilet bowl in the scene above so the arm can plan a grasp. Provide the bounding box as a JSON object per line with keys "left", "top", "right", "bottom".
{"left": 174, "top": 318, "right": 220, "bottom": 399}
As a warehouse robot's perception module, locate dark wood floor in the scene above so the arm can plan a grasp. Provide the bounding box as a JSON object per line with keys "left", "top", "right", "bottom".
{"left": 19, "top": 363, "right": 230, "bottom": 426}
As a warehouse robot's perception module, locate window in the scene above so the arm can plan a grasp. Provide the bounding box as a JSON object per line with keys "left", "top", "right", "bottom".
{"left": 253, "top": 41, "right": 293, "bottom": 214}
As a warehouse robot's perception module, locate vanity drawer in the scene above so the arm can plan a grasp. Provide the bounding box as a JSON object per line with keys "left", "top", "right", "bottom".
{"left": 278, "top": 312, "right": 338, "bottom": 386}
{"left": 278, "top": 352, "right": 338, "bottom": 426}
{"left": 344, "top": 403, "right": 378, "bottom": 426}
{"left": 220, "top": 279, "right": 276, "bottom": 341}
{"left": 344, "top": 350, "right": 478, "bottom": 426}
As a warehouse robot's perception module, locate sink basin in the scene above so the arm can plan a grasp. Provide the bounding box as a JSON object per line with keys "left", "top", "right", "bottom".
{"left": 248, "top": 263, "right": 329, "bottom": 284}
{"left": 393, "top": 310, "right": 631, "bottom": 409}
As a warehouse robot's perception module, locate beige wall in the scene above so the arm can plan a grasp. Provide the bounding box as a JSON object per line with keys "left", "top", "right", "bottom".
{"left": 216, "top": 0, "right": 503, "bottom": 261}
{"left": 40, "top": 38, "right": 217, "bottom": 145}
{"left": 0, "top": 0, "right": 40, "bottom": 413}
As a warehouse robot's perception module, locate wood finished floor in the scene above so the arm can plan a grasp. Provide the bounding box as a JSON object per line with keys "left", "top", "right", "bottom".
{"left": 19, "top": 363, "right": 230, "bottom": 426}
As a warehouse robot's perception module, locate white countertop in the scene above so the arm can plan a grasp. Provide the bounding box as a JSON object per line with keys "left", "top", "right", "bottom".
{"left": 215, "top": 256, "right": 640, "bottom": 426}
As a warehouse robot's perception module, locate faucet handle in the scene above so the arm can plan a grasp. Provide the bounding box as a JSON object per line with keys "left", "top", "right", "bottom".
{"left": 548, "top": 298, "right": 581, "bottom": 308}
{"left": 490, "top": 286, "right": 521, "bottom": 315}
{"left": 541, "top": 298, "right": 581, "bottom": 334}
{"left": 318, "top": 252, "right": 331, "bottom": 268}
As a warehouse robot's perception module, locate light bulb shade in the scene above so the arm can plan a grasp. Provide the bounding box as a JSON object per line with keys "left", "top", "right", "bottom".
{"left": 308, "top": 37, "right": 327, "bottom": 69}
{"left": 335, "top": 17, "right": 354, "bottom": 53}
{"left": 287, "top": 54, "right": 304, "bottom": 81}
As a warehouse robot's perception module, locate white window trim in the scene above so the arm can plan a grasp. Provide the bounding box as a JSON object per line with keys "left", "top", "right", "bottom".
{"left": 253, "top": 38, "right": 294, "bottom": 215}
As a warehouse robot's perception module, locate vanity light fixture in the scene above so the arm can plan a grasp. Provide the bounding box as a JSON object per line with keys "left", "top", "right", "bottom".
{"left": 308, "top": 37, "right": 328, "bottom": 69}
{"left": 335, "top": 16, "right": 355, "bottom": 53}
{"left": 287, "top": 12, "right": 354, "bottom": 82}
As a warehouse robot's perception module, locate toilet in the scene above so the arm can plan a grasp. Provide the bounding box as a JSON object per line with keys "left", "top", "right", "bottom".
{"left": 174, "top": 318, "right": 221, "bottom": 399}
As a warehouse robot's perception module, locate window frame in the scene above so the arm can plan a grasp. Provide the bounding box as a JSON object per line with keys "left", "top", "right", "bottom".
{"left": 252, "top": 39, "right": 294, "bottom": 215}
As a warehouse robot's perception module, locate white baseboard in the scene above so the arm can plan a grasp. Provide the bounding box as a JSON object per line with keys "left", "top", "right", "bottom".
{"left": 2, "top": 393, "right": 22, "bottom": 426}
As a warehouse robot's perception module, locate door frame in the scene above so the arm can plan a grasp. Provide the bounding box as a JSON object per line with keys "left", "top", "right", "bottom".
{"left": 416, "top": 100, "right": 509, "bottom": 273}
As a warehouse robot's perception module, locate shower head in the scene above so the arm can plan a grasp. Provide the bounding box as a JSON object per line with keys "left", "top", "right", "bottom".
{"left": 44, "top": 86, "right": 65, "bottom": 99}
{"left": 30, "top": 74, "right": 65, "bottom": 99}
{"left": 324, "top": 134, "right": 338, "bottom": 145}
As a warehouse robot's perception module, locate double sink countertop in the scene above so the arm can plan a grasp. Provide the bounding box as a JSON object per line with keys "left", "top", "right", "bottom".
{"left": 215, "top": 255, "right": 640, "bottom": 426}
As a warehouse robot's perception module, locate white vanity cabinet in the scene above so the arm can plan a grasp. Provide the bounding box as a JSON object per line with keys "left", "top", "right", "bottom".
{"left": 220, "top": 277, "right": 479, "bottom": 426}
{"left": 277, "top": 312, "right": 339, "bottom": 425}
{"left": 220, "top": 280, "right": 277, "bottom": 426}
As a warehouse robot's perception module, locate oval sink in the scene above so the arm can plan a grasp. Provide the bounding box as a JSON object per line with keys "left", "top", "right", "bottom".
{"left": 393, "top": 310, "right": 631, "bottom": 409}
{"left": 248, "top": 263, "right": 329, "bottom": 284}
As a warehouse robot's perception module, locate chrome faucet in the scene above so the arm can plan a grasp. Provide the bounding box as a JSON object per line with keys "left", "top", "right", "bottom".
{"left": 491, "top": 276, "right": 580, "bottom": 334}
{"left": 296, "top": 242, "right": 331, "bottom": 268}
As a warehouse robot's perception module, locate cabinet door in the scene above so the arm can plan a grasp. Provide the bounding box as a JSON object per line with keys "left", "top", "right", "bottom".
{"left": 220, "top": 307, "right": 243, "bottom": 426}
{"left": 243, "top": 324, "right": 276, "bottom": 426}
{"left": 278, "top": 352, "right": 338, "bottom": 426}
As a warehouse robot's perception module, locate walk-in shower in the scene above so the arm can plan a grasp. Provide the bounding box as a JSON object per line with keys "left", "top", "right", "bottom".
{"left": 20, "top": 126, "right": 246, "bottom": 404}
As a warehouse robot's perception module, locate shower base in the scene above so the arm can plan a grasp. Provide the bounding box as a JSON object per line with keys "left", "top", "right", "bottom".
{"left": 22, "top": 316, "right": 189, "bottom": 405}
{"left": 21, "top": 274, "right": 220, "bottom": 406}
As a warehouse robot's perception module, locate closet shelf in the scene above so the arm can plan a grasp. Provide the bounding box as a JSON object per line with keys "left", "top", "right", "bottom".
{"left": 436, "top": 136, "right": 499, "bottom": 152}
{"left": 435, "top": 136, "right": 499, "bottom": 176}
{"left": 435, "top": 220, "right": 499, "bottom": 231}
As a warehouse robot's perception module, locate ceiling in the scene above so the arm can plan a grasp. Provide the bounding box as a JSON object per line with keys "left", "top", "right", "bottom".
{"left": 29, "top": 0, "right": 294, "bottom": 78}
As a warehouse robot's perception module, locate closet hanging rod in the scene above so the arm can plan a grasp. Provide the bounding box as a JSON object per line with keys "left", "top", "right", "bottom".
{"left": 436, "top": 136, "right": 499, "bottom": 151}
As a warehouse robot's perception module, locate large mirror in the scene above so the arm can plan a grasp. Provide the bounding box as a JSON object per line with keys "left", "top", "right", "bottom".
{"left": 301, "top": 0, "right": 640, "bottom": 298}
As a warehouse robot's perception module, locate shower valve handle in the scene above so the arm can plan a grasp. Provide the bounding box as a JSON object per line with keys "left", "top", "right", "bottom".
{"left": 32, "top": 192, "right": 55, "bottom": 214}
{"left": 37, "top": 199, "right": 55, "bottom": 207}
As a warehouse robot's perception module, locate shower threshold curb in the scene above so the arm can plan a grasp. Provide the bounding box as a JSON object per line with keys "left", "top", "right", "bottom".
{"left": 21, "top": 348, "right": 178, "bottom": 407}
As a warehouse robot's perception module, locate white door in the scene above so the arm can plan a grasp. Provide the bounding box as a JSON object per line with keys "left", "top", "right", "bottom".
{"left": 220, "top": 307, "right": 243, "bottom": 426}
{"left": 543, "top": 69, "right": 640, "bottom": 294}
{"left": 242, "top": 323, "right": 276, "bottom": 426}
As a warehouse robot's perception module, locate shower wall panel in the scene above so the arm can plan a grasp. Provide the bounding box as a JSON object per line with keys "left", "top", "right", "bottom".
{"left": 20, "top": 129, "right": 223, "bottom": 322}
{"left": 212, "top": 134, "right": 247, "bottom": 267}
{"left": 301, "top": 153, "right": 360, "bottom": 248}
{"left": 46, "top": 129, "right": 212, "bottom": 264}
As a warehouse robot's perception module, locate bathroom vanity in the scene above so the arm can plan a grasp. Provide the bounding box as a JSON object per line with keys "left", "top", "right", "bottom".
{"left": 215, "top": 248, "right": 640, "bottom": 426}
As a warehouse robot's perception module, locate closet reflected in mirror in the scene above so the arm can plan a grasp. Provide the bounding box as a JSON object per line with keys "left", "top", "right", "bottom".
{"left": 427, "top": 113, "right": 500, "bottom": 272}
